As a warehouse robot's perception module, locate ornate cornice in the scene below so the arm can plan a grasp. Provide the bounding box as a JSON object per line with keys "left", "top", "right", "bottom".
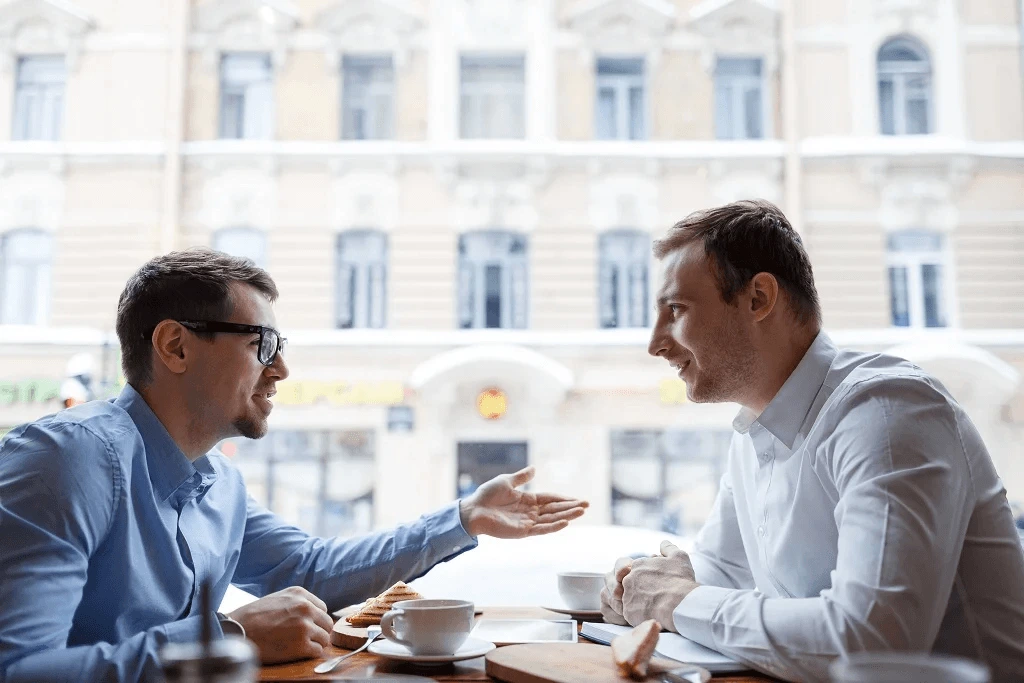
{"left": 688, "top": 0, "right": 779, "bottom": 73}
{"left": 192, "top": 0, "right": 300, "bottom": 70}
{"left": 315, "top": 0, "right": 423, "bottom": 70}
{"left": 563, "top": 0, "right": 676, "bottom": 64}
{"left": 0, "top": 0, "right": 94, "bottom": 71}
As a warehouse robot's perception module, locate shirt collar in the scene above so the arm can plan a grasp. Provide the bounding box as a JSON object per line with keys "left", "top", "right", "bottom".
{"left": 732, "top": 331, "right": 838, "bottom": 449}
{"left": 114, "top": 384, "right": 216, "bottom": 503}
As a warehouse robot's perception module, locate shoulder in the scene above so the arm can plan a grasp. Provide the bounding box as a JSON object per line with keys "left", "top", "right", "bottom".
{"left": 1, "top": 399, "right": 136, "bottom": 498}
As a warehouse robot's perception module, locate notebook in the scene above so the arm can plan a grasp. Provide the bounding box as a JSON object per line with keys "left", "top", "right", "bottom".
{"left": 579, "top": 622, "right": 747, "bottom": 674}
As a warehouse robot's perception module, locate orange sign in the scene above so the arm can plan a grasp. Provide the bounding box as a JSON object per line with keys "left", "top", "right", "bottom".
{"left": 476, "top": 388, "right": 508, "bottom": 420}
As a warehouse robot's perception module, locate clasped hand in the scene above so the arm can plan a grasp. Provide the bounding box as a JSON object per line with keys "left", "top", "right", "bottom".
{"left": 599, "top": 540, "right": 700, "bottom": 632}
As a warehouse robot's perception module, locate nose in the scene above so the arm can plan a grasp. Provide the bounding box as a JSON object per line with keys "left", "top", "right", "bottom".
{"left": 267, "top": 351, "right": 290, "bottom": 381}
{"left": 648, "top": 323, "right": 670, "bottom": 359}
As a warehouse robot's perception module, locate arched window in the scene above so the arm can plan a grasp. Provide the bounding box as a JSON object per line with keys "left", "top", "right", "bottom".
{"left": 598, "top": 229, "right": 650, "bottom": 328}
{"left": 887, "top": 230, "right": 950, "bottom": 328}
{"left": 212, "top": 227, "right": 267, "bottom": 269}
{"left": 0, "top": 229, "right": 53, "bottom": 325}
{"left": 336, "top": 229, "right": 388, "bottom": 329}
{"left": 877, "top": 37, "right": 933, "bottom": 135}
{"left": 457, "top": 231, "right": 528, "bottom": 329}
{"left": 13, "top": 56, "right": 66, "bottom": 141}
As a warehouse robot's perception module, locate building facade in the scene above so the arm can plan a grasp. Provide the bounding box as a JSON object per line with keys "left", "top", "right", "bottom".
{"left": 1, "top": 0, "right": 1022, "bottom": 538}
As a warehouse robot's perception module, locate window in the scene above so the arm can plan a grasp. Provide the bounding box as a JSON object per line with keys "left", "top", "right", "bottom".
{"left": 341, "top": 55, "right": 394, "bottom": 140}
{"left": 0, "top": 229, "right": 52, "bottom": 325}
{"left": 459, "top": 55, "right": 525, "bottom": 139}
{"left": 595, "top": 57, "right": 645, "bottom": 140}
{"left": 224, "top": 429, "right": 375, "bottom": 537}
{"left": 886, "top": 230, "right": 950, "bottom": 328}
{"left": 219, "top": 53, "right": 274, "bottom": 140}
{"left": 457, "top": 231, "right": 528, "bottom": 329}
{"left": 877, "top": 37, "right": 932, "bottom": 135}
{"left": 714, "top": 57, "right": 765, "bottom": 140}
{"left": 213, "top": 227, "right": 268, "bottom": 269}
{"left": 599, "top": 230, "right": 650, "bottom": 328}
{"left": 12, "top": 56, "right": 66, "bottom": 141}
{"left": 336, "top": 230, "right": 387, "bottom": 329}
{"left": 610, "top": 429, "right": 732, "bottom": 535}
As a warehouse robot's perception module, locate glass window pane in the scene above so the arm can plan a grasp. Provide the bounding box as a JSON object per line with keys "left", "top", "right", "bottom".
{"left": 715, "top": 83, "right": 734, "bottom": 139}
{"left": 879, "top": 78, "right": 896, "bottom": 135}
{"left": 905, "top": 95, "right": 930, "bottom": 135}
{"left": 220, "top": 53, "right": 273, "bottom": 140}
{"left": 342, "top": 55, "right": 394, "bottom": 140}
{"left": 337, "top": 230, "right": 387, "bottom": 329}
{"left": 484, "top": 264, "right": 502, "bottom": 328}
{"left": 0, "top": 230, "right": 52, "bottom": 325}
{"left": 596, "top": 87, "right": 617, "bottom": 140}
{"left": 889, "top": 266, "right": 910, "bottom": 327}
{"left": 922, "top": 264, "right": 946, "bottom": 328}
{"left": 13, "top": 56, "right": 66, "bottom": 141}
{"left": 628, "top": 86, "right": 645, "bottom": 140}
{"left": 460, "top": 55, "right": 525, "bottom": 139}
{"left": 743, "top": 85, "right": 763, "bottom": 139}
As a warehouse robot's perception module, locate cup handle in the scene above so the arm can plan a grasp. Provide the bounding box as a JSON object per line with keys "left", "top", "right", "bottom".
{"left": 379, "top": 610, "right": 413, "bottom": 650}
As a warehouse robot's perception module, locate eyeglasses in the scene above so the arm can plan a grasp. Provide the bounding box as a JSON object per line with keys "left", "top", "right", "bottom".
{"left": 177, "top": 320, "right": 287, "bottom": 367}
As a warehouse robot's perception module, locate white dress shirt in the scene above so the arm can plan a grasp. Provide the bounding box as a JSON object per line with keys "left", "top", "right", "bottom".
{"left": 674, "top": 332, "right": 1024, "bottom": 682}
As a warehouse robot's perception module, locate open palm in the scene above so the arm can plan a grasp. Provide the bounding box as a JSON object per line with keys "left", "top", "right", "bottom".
{"left": 461, "top": 466, "right": 589, "bottom": 539}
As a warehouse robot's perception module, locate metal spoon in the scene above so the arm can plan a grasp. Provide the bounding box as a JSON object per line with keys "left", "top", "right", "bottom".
{"left": 313, "top": 625, "right": 382, "bottom": 674}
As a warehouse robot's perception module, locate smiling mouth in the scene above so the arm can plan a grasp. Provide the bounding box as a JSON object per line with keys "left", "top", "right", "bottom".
{"left": 671, "top": 360, "right": 691, "bottom": 376}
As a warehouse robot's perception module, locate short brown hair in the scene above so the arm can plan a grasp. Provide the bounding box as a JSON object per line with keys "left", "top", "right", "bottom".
{"left": 653, "top": 200, "right": 821, "bottom": 326}
{"left": 115, "top": 248, "right": 279, "bottom": 387}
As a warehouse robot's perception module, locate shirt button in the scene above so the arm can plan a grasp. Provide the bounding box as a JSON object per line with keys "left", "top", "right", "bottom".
{"left": 452, "top": 546, "right": 461, "bottom": 553}
{"left": 757, "top": 525, "right": 766, "bottom": 536}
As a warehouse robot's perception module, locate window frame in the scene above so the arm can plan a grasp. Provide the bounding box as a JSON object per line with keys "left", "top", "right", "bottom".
{"left": 877, "top": 36, "right": 933, "bottom": 136}
{"left": 0, "top": 228, "right": 53, "bottom": 325}
{"left": 598, "top": 229, "right": 651, "bottom": 328}
{"left": 12, "top": 55, "right": 66, "bottom": 141}
{"left": 341, "top": 54, "right": 396, "bottom": 140}
{"left": 219, "top": 52, "right": 275, "bottom": 140}
{"left": 885, "top": 229, "right": 954, "bottom": 329}
{"left": 594, "top": 57, "right": 647, "bottom": 141}
{"left": 713, "top": 56, "right": 768, "bottom": 140}
{"left": 335, "top": 229, "right": 388, "bottom": 329}
{"left": 457, "top": 230, "right": 529, "bottom": 329}
{"left": 458, "top": 53, "right": 526, "bottom": 140}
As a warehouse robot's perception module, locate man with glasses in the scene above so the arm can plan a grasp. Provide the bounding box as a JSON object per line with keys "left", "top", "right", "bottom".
{"left": 0, "top": 249, "right": 589, "bottom": 682}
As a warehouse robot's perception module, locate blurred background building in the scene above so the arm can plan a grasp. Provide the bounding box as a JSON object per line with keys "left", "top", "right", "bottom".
{"left": 0, "top": 0, "right": 1022, "bottom": 539}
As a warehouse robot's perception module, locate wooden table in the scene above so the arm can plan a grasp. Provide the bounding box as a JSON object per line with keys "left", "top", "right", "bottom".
{"left": 259, "top": 607, "right": 774, "bottom": 682}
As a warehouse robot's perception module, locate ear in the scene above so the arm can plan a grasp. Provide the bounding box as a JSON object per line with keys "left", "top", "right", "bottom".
{"left": 151, "top": 320, "right": 189, "bottom": 376}
{"left": 748, "top": 272, "right": 779, "bottom": 323}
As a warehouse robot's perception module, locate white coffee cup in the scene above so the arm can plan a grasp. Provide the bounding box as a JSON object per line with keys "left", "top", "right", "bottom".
{"left": 557, "top": 571, "right": 605, "bottom": 611}
{"left": 379, "top": 599, "right": 474, "bottom": 656}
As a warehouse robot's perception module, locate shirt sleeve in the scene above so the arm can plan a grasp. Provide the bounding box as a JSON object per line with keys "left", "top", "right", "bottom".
{"left": 232, "top": 497, "right": 478, "bottom": 611}
{"left": 0, "top": 421, "right": 224, "bottom": 683}
{"left": 689, "top": 456, "right": 756, "bottom": 590}
{"left": 672, "top": 379, "right": 976, "bottom": 682}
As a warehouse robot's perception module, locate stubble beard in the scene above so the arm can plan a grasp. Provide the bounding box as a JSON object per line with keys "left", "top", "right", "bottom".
{"left": 234, "top": 414, "right": 268, "bottom": 440}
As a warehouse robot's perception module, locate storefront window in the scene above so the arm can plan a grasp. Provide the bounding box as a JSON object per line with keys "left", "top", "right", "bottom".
{"left": 223, "top": 429, "right": 375, "bottom": 537}
{"left": 610, "top": 429, "right": 731, "bottom": 535}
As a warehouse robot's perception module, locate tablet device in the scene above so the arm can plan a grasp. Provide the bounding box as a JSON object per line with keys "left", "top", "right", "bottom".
{"left": 470, "top": 619, "right": 578, "bottom": 645}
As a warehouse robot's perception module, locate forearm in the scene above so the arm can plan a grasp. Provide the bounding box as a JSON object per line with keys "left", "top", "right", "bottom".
{"left": 234, "top": 502, "right": 477, "bottom": 611}
{"left": 2, "top": 615, "right": 221, "bottom": 683}
{"left": 674, "top": 586, "right": 925, "bottom": 682}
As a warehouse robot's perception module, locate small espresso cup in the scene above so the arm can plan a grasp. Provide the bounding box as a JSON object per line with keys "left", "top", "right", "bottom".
{"left": 379, "top": 599, "right": 474, "bottom": 656}
{"left": 557, "top": 571, "right": 606, "bottom": 611}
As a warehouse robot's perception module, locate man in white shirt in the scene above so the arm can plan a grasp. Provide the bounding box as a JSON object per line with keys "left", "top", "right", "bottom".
{"left": 600, "top": 199, "right": 1024, "bottom": 682}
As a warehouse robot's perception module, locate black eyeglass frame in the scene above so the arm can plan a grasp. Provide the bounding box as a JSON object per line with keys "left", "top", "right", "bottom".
{"left": 176, "top": 320, "right": 287, "bottom": 367}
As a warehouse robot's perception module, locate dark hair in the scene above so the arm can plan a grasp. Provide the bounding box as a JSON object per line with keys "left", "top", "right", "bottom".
{"left": 115, "top": 248, "right": 279, "bottom": 387}
{"left": 653, "top": 199, "right": 821, "bottom": 326}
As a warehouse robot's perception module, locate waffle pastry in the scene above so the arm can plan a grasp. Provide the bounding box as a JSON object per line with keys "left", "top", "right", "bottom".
{"left": 611, "top": 619, "right": 661, "bottom": 680}
{"left": 345, "top": 581, "right": 424, "bottom": 628}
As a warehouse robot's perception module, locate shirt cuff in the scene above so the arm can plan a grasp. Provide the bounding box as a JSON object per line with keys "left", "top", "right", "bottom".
{"left": 428, "top": 501, "right": 478, "bottom": 560}
{"left": 672, "top": 584, "right": 732, "bottom": 652}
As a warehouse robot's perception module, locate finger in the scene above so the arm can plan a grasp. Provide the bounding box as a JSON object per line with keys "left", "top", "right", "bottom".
{"left": 524, "top": 519, "right": 569, "bottom": 536}
{"left": 536, "top": 507, "right": 587, "bottom": 524}
{"left": 614, "top": 563, "right": 632, "bottom": 584}
{"left": 660, "top": 540, "right": 682, "bottom": 557}
{"left": 308, "top": 604, "right": 335, "bottom": 636}
{"left": 304, "top": 639, "right": 326, "bottom": 659}
{"left": 308, "top": 618, "right": 332, "bottom": 648}
{"left": 506, "top": 466, "right": 536, "bottom": 488}
{"left": 536, "top": 499, "right": 589, "bottom": 514}
{"left": 534, "top": 493, "right": 591, "bottom": 507}
{"left": 291, "top": 586, "right": 328, "bottom": 613}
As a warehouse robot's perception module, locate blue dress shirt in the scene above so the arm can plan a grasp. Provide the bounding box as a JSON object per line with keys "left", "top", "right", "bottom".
{"left": 0, "top": 385, "right": 477, "bottom": 682}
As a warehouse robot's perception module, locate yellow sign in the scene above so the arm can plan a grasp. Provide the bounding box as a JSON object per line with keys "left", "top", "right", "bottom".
{"left": 659, "top": 379, "right": 690, "bottom": 405}
{"left": 477, "top": 388, "right": 508, "bottom": 420}
{"left": 274, "top": 380, "right": 406, "bottom": 407}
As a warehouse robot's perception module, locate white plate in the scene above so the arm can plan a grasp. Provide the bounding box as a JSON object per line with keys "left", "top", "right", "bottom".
{"left": 368, "top": 636, "right": 496, "bottom": 664}
{"left": 542, "top": 605, "right": 603, "bottom": 620}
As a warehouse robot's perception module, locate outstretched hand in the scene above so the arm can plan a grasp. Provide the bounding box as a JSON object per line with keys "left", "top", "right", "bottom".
{"left": 459, "top": 466, "right": 589, "bottom": 539}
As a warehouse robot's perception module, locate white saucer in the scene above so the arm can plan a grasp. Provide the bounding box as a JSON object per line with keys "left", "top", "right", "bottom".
{"left": 542, "top": 605, "right": 603, "bottom": 620}
{"left": 368, "top": 636, "right": 496, "bottom": 664}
